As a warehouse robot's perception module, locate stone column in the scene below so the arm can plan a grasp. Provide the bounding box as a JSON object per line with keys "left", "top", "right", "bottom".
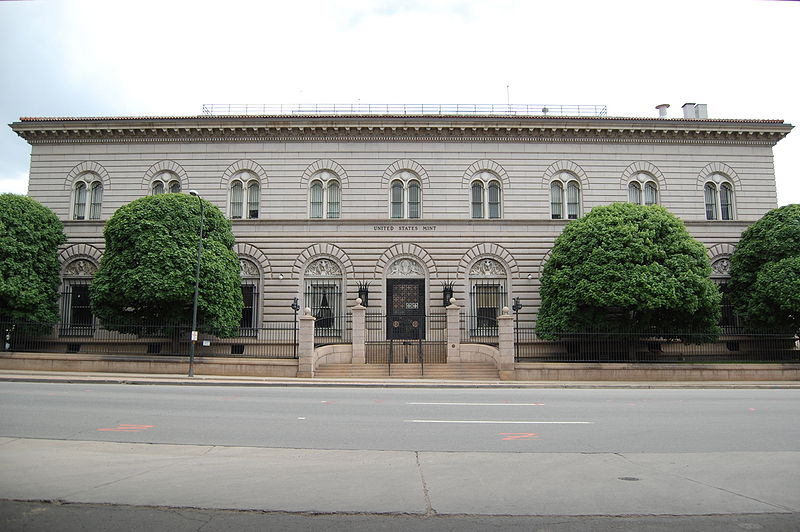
{"left": 351, "top": 298, "right": 366, "bottom": 364}
{"left": 297, "top": 307, "right": 316, "bottom": 378}
{"left": 446, "top": 298, "right": 461, "bottom": 363}
{"left": 497, "top": 307, "right": 515, "bottom": 380}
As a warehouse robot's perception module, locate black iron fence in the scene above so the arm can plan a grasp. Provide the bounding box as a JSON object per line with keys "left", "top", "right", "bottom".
{"left": 1, "top": 321, "right": 298, "bottom": 359}
{"left": 365, "top": 312, "right": 447, "bottom": 369}
{"left": 513, "top": 322, "right": 800, "bottom": 363}
{"left": 314, "top": 313, "right": 352, "bottom": 347}
{"left": 460, "top": 314, "right": 499, "bottom": 346}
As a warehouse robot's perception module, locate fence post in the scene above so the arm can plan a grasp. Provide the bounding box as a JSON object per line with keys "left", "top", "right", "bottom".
{"left": 297, "top": 307, "right": 316, "bottom": 378}
{"left": 351, "top": 298, "right": 366, "bottom": 364}
{"left": 497, "top": 307, "right": 515, "bottom": 380}
{"left": 446, "top": 297, "right": 461, "bottom": 363}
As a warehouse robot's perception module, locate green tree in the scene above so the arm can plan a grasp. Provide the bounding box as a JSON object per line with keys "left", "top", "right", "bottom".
{"left": 728, "top": 204, "right": 800, "bottom": 334}
{"left": 536, "top": 203, "right": 720, "bottom": 341}
{"left": 90, "top": 194, "right": 243, "bottom": 337}
{"left": 0, "top": 194, "right": 66, "bottom": 326}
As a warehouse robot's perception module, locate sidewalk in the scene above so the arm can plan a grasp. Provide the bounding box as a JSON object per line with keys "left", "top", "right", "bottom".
{"left": 1, "top": 369, "right": 798, "bottom": 388}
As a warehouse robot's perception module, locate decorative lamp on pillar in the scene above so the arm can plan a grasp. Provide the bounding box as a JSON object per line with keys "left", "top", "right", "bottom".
{"left": 442, "top": 281, "right": 455, "bottom": 307}
{"left": 356, "top": 281, "right": 371, "bottom": 307}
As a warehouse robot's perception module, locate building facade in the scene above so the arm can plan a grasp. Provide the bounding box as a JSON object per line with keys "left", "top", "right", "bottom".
{"left": 10, "top": 106, "right": 793, "bottom": 344}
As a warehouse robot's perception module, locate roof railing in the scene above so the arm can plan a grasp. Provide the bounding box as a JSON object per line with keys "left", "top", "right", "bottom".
{"left": 200, "top": 103, "right": 607, "bottom": 117}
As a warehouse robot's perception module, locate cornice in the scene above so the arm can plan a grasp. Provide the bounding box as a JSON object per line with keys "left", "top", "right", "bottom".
{"left": 11, "top": 115, "right": 792, "bottom": 147}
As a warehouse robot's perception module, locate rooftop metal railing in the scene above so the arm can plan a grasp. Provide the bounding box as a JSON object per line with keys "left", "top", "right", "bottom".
{"left": 201, "top": 103, "right": 608, "bottom": 117}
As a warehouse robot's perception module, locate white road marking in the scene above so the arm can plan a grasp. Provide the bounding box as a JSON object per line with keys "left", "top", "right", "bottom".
{"left": 405, "top": 420, "right": 592, "bottom": 424}
{"left": 407, "top": 402, "right": 545, "bottom": 406}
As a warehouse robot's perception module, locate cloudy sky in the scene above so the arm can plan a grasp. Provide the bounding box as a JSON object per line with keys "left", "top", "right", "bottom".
{"left": 1, "top": 0, "right": 798, "bottom": 204}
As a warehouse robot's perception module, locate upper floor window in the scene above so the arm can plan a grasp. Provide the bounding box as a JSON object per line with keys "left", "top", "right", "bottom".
{"left": 230, "top": 173, "right": 260, "bottom": 219}
{"left": 550, "top": 174, "right": 581, "bottom": 220}
{"left": 704, "top": 177, "right": 734, "bottom": 221}
{"left": 72, "top": 175, "right": 103, "bottom": 220}
{"left": 470, "top": 173, "right": 502, "bottom": 219}
{"left": 389, "top": 178, "right": 421, "bottom": 219}
{"left": 152, "top": 172, "right": 181, "bottom": 195}
{"left": 628, "top": 174, "right": 659, "bottom": 206}
{"left": 309, "top": 172, "right": 341, "bottom": 219}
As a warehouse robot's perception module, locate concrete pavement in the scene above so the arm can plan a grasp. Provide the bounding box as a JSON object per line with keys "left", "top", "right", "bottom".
{"left": 1, "top": 437, "right": 798, "bottom": 518}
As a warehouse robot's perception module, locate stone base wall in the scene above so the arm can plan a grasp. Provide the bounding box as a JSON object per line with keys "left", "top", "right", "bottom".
{"left": 514, "top": 363, "right": 800, "bottom": 381}
{"left": 0, "top": 352, "right": 298, "bottom": 378}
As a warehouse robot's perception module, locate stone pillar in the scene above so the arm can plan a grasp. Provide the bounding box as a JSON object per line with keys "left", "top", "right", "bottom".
{"left": 446, "top": 298, "right": 461, "bottom": 363}
{"left": 351, "top": 298, "right": 366, "bottom": 364}
{"left": 297, "top": 307, "right": 316, "bottom": 378}
{"left": 497, "top": 306, "right": 515, "bottom": 380}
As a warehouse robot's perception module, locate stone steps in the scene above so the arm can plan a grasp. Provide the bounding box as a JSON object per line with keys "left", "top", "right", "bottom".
{"left": 314, "top": 362, "right": 499, "bottom": 380}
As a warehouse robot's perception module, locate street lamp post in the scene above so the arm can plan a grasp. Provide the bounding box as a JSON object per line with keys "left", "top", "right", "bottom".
{"left": 188, "top": 190, "right": 205, "bottom": 377}
{"left": 512, "top": 297, "right": 522, "bottom": 361}
{"left": 291, "top": 297, "right": 300, "bottom": 358}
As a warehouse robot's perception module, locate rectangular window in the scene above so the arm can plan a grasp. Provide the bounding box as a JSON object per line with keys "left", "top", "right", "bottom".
{"left": 705, "top": 184, "right": 717, "bottom": 220}
{"left": 391, "top": 184, "right": 404, "bottom": 219}
{"left": 305, "top": 281, "right": 341, "bottom": 336}
{"left": 720, "top": 184, "right": 733, "bottom": 221}
{"left": 74, "top": 185, "right": 87, "bottom": 220}
{"left": 60, "top": 283, "right": 94, "bottom": 336}
{"left": 550, "top": 183, "right": 562, "bottom": 220}
{"left": 470, "top": 282, "right": 505, "bottom": 335}
{"left": 567, "top": 183, "right": 580, "bottom": 220}
{"left": 89, "top": 184, "right": 102, "bottom": 220}
{"left": 240, "top": 284, "right": 257, "bottom": 334}
{"left": 408, "top": 184, "right": 420, "bottom": 219}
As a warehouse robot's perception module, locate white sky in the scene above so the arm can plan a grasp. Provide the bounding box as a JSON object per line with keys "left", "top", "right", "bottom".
{"left": 1, "top": 0, "right": 798, "bottom": 204}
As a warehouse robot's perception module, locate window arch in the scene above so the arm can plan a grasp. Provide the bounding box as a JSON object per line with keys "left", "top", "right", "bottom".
{"left": 470, "top": 172, "right": 502, "bottom": 219}
{"left": 72, "top": 173, "right": 103, "bottom": 220}
{"left": 229, "top": 171, "right": 260, "bottom": 219}
{"left": 152, "top": 171, "right": 181, "bottom": 195}
{"left": 704, "top": 175, "right": 735, "bottom": 220}
{"left": 628, "top": 173, "right": 659, "bottom": 206}
{"left": 550, "top": 173, "right": 581, "bottom": 219}
{"left": 308, "top": 171, "right": 341, "bottom": 219}
{"left": 388, "top": 173, "right": 422, "bottom": 219}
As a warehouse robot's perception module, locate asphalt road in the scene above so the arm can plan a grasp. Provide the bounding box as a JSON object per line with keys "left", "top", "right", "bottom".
{"left": 1, "top": 383, "right": 798, "bottom": 452}
{"left": 1, "top": 382, "right": 798, "bottom": 528}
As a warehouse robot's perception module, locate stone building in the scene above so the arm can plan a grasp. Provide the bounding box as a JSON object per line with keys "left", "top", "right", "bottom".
{"left": 10, "top": 104, "right": 793, "bottom": 347}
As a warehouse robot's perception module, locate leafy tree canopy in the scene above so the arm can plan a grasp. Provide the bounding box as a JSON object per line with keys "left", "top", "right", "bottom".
{"left": 728, "top": 204, "right": 800, "bottom": 333}
{"left": 90, "top": 194, "right": 243, "bottom": 337}
{"left": 536, "top": 203, "right": 720, "bottom": 341}
{"left": 0, "top": 194, "right": 66, "bottom": 325}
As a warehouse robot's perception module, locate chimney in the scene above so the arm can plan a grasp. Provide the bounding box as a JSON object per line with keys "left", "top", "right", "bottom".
{"left": 655, "top": 103, "right": 670, "bottom": 118}
{"left": 682, "top": 103, "right": 697, "bottom": 119}
{"left": 695, "top": 103, "right": 708, "bottom": 119}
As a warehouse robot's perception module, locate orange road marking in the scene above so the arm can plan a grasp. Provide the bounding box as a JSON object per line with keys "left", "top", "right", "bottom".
{"left": 500, "top": 433, "right": 539, "bottom": 441}
{"left": 97, "top": 424, "right": 154, "bottom": 432}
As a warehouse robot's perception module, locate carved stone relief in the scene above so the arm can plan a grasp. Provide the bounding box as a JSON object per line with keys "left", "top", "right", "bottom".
{"left": 306, "top": 258, "right": 342, "bottom": 278}
{"left": 386, "top": 258, "right": 425, "bottom": 278}
{"left": 711, "top": 257, "right": 731, "bottom": 277}
{"left": 240, "top": 259, "right": 259, "bottom": 277}
{"left": 469, "top": 258, "right": 505, "bottom": 278}
{"left": 63, "top": 259, "right": 97, "bottom": 277}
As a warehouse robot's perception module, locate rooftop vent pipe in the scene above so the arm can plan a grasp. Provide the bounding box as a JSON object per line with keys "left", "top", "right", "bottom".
{"left": 682, "top": 103, "right": 697, "bottom": 119}
{"left": 656, "top": 103, "right": 670, "bottom": 118}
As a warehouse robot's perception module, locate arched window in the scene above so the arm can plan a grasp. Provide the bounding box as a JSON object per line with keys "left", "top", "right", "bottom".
{"left": 72, "top": 174, "right": 103, "bottom": 220}
{"left": 246, "top": 180, "right": 260, "bottom": 219}
{"left": 470, "top": 172, "right": 502, "bottom": 219}
{"left": 704, "top": 177, "right": 734, "bottom": 220}
{"left": 239, "top": 259, "right": 260, "bottom": 334}
{"left": 304, "top": 258, "right": 343, "bottom": 337}
{"left": 468, "top": 258, "right": 508, "bottom": 336}
{"left": 229, "top": 172, "right": 260, "bottom": 219}
{"left": 628, "top": 175, "right": 658, "bottom": 206}
{"left": 309, "top": 171, "right": 341, "bottom": 219}
{"left": 151, "top": 180, "right": 165, "bottom": 195}
{"left": 388, "top": 175, "right": 421, "bottom": 219}
{"left": 152, "top": 172, "right": 180, "bottom": 195}
{"left": 73, "top": 182, "right": 87, "bottom": 220}
{"left": 551, "top": 173, "right": 581, "bottom": 219}
{"left": 168, "top": 180, "right": 181, "bottom": 193}
{"left": 471, "top": 182, "right": 484, "bottom": 219}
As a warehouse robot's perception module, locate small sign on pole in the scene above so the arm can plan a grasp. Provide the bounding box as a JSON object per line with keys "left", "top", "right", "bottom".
{"left": 191, "top": 330, "right": 198, "bottom": 342}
